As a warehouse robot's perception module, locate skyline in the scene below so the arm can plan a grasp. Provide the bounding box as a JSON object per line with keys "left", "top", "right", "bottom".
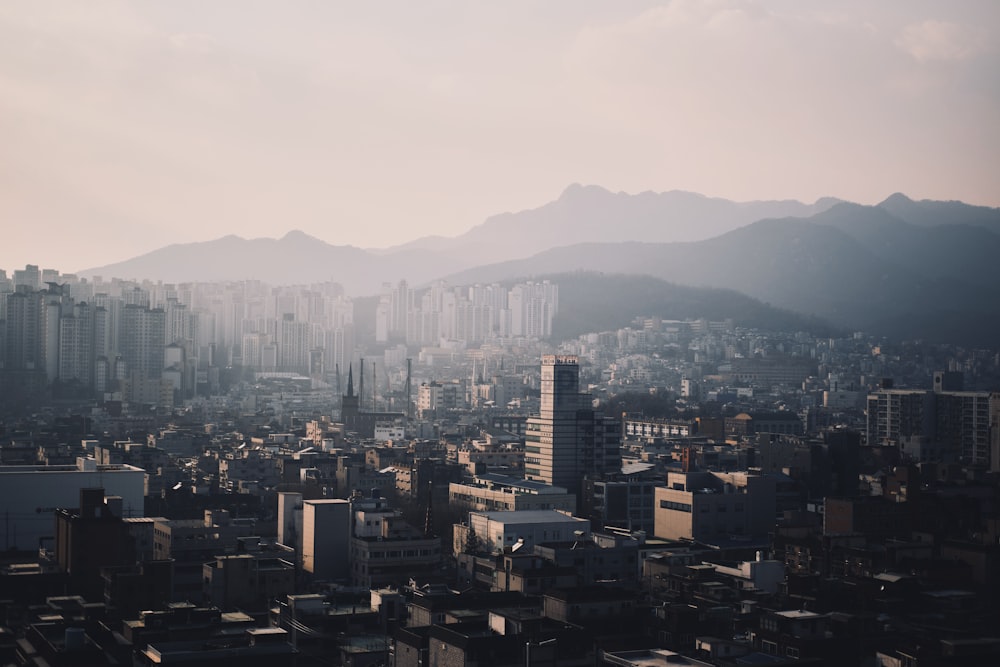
{"left": 2, "top": 0, "right": 999, "bottom": 272}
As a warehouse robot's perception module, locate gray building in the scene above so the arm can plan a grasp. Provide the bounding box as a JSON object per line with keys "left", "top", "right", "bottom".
{"left": 525, "top": 355, "right": 620, "bottom": 507}
{"left": 302, "top": 499, "right": 350, "bottom": 582}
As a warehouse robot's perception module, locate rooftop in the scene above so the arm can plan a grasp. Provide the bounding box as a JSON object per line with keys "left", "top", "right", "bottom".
{"left": 468, "top": 473, "right": 570, "bottom": 494}
{"left": 475, "top": 509, "right": 588, "bottom": 524}
{"left": 774, "top": 610, "right": 824, "bottom": 620}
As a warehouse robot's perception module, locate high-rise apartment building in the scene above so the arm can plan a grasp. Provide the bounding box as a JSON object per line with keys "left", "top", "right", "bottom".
{"left": 524, "top": 355, "right": 620, "bottom": 507}
{"left": 278, "top": 314, "right": 311, "bottom": 372}
{"left": 867, "top": 378, "right": 994, "bottom": 467}
{"left": 57, "top": 301, "right": 96, "bottom": 387}
{"left": 120, "top": 304, "right": 166, "bottom": 382}
{"left": 508, "top": 280, "right": 558, "bottom": 338}
{"left": 3, "top": 287, "right": 44, "bottom": 373}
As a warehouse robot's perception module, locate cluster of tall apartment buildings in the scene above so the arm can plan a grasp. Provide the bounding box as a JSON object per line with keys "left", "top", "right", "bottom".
{"left": 374, "top": 279, "right": 558, "bottom": 345}
{"left": 0, "top": 266, "right": 559, "bottom": 406}
{"left": 0, "top": 266, "right": 355, "bottom": 403}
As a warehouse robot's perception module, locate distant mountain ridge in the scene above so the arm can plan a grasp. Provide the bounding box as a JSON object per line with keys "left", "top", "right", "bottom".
{"left": 444, "top": 197, "right": 1000, "bottom": 345}
{"left": 79, "top": 230, "right": 463, "bottom": 295}
{"left": 79, "top": 185, "right": 846, "bottom": 290}
{"left": 380, "top": 184, "right": 844, "bottom": 262}
{"left": 77, "top": 187, "right": 1000, "bottom": 345}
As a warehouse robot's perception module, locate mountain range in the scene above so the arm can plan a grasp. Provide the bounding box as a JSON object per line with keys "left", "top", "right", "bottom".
{"left": 78, "top": 186, "right": 1000, "bottom": 345}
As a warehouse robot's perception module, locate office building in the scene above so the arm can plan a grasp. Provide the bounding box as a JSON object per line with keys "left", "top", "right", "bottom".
{"left": 524, "top": 355, "right": 621, "bottom": 506}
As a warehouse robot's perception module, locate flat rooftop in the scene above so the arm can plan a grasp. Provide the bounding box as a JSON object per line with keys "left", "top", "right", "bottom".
{"left": 774, "top": 610, "right": 824, "bottom": 620}
{"left": 467, "top": 473, "right": 570, "bottom": 494}
{"left": 0, "top": 464, "right": 145, "bottom": 473}
{"left": 475, "top": 509, "right": 588, "bottom": 524}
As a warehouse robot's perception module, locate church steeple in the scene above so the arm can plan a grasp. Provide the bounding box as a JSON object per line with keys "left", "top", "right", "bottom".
{"left": 346, "top": 364, "right": 354, "bottom": 397}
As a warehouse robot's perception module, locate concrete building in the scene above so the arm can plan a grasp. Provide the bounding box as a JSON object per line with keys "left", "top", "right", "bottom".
{"left": 416, "top": 380, "right": 464, "bottom": 417}
{"left": 302, "top": 499, "right": 351, "bottom": 582}
{"left": 456, "top": 440, "right": 524, "bottom": 474}
{"left": 726, "top": 411, "right": 804, "bottom": 438}
{"left": 0, "top": 458, "right": 145, "bottom": 552}
{"left": 276, "top": 491, "right": 303, "bottom": 554}
{"left": 583, "top": 477, "right": 658, "bottom": 535}
{"left": 453, "top": 509, "right": 591, "bottom": 557}
{"left": 54, "top": 488, "right": 137, "bottom": 600}
{"left": 202, "top": 551, "right": 295, "bottom": 612}
{"left": 524, "top": 355, "right": 621, "bottom": 508}
{"left": 866, "top": 389, "right": 936, "bottom": 448}
{"left": 349, "top": 495, "right": 442, "bottom": 589}
{"left": 120, "top": 304, "right": 166, "bottom": 386}
{"left": 449, "top": 473, "right": 576, "bottom": 514}
{"left": 152, "top": 510, "right": 258, "bottom": 602}
{"left": 867, "top": 386, "right": 993, "bottom": 466}
{"left": 654, "top": 471, "right": 777, "bottom": 542}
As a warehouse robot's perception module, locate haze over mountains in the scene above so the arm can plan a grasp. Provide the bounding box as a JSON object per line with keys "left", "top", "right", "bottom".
{"left": 80, "top": 185, "right": 842, "bottom": 288}
{"left": 79, "top": 185, "right": 1000, "bottom": 346}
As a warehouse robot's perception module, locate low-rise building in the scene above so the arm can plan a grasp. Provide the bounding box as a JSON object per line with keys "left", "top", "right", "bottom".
{"left": 453, "top": 509, "right": 590, "bottom": 557}
{"left": 350, "top": 494, "right": 442, "bottom": 589}
{"left": 654, "top": 471, "right": 776, "bottom": 542}
{"left": 449, "top": 473, "right": 576, "bottom": 514}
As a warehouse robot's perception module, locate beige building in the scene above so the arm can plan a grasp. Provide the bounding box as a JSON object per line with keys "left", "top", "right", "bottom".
{"left": 654, "top": 471, "right": 776, "bottom": 542}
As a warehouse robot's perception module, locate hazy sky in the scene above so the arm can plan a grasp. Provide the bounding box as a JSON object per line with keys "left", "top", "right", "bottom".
{"left": 2, "top": 0, "right": 998, "bottom": 273}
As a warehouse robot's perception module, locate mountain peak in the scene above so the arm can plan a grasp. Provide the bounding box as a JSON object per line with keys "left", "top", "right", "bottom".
{"left": 879, "top": 192, "right": 914, "bottom": 207}
{"left": 280, "top": 229, "right": 321, "bottom": 243}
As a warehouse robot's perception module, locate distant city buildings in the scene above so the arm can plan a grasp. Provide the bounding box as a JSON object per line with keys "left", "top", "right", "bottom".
{"left": 0, "top": 268, "right": 562, "bottom": 416}
{"left": 375, "top": 279, "right": 558, "bottom": 345}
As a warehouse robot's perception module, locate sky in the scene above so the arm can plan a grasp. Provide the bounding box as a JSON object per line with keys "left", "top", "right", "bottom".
{"left": 1, "top": 0, "right": 998, "bottom": 273}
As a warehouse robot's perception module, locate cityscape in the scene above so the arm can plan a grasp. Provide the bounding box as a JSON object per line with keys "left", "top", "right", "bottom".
{"left": 0, "top": 263, "right": 998, "bottom": 666}
{"left": 2, "top": 2, "right": 999, "bottom": 667}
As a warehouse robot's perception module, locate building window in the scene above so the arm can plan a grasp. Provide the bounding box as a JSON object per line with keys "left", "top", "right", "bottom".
{"left": 659, "top": 500, "right": 692, "bottom": 513}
